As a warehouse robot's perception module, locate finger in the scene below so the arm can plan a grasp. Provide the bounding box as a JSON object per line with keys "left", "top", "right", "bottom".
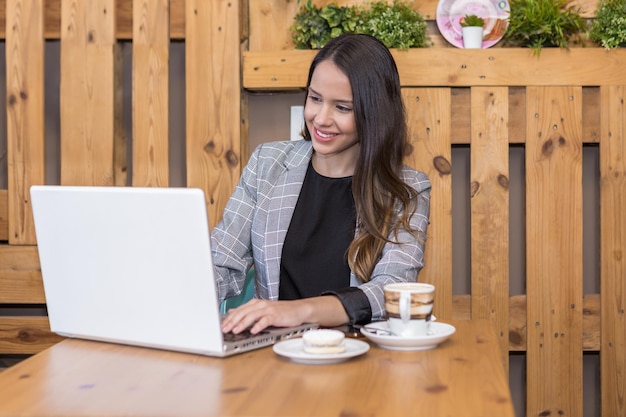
{"left": 221, "top": 300, "right": 260, "bottom": 332}
{"left": 249, "top": 316, "right": 271, "bottom": 334}
{"left": 226, "top": 302, "right": 268, "bottom": 334}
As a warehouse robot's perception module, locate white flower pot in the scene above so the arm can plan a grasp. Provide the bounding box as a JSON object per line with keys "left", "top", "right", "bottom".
{"left": 462, "top": 26, "right": 484, "bottom": 49}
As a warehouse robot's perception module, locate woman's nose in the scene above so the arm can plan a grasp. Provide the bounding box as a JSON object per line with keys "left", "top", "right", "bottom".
{"left": 314, "top": 104, "right": 332, "bottom": 125}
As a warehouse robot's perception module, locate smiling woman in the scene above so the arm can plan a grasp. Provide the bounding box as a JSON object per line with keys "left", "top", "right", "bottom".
{"left": 213, "top": 33, "right": 431, "bottom": 337}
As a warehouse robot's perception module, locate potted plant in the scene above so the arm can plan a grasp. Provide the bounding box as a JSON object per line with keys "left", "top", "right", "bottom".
{"left": 502, "top": 0, "right": 587, "bottom": 55}
{"left": 460, "top": 14, "right": 485, "bottom": 48}
{"left": 590, "top": 0, "right": 626, "bottom": 49}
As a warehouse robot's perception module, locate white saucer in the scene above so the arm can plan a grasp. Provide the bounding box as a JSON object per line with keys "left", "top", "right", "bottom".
{"left": 360, "top": 321, "right": 456, "bottom": 351}
{"left": 273, "top": 338, "right": 370, "bottom": 365}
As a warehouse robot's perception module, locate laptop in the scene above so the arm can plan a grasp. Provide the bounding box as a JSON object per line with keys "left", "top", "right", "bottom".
{"left": 30, "top": 185, "right": 317, "bottom": 357}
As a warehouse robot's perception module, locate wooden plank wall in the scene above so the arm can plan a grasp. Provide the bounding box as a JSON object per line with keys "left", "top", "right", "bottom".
{"left": 0, "top": 0, "right": 241, "bottom": 357}
{"left": 0, "top": 1, "right": 625, "bottom": 417}
{"left": 243, "top": 2, "right": 626, "bottom": 416}
{"left": 244, "top": 48, "right": 626, "bottom": 415}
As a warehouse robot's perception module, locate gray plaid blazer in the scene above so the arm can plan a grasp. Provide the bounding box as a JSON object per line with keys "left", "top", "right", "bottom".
{"left": 211, "top": 140, "right": 431, "bottom": 320}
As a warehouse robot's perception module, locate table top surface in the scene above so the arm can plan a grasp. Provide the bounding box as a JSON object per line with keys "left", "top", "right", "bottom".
{"left": 0, "top": 319, "right": 514, "bottom": 417}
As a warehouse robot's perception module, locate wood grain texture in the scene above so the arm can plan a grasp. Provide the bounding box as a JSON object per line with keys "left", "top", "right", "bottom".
{"left": 5, "top": 0, "right": 45, "bottom": 245}
{"left": 0, "top": 245, "right": 43, "bottom": 304}
{"left": 469, "top": 87, "right": 509, "bottom": 371}
{"left": 525, "top": 86, "right": 584, "bottom": 417}
{"left": 0, "top": 0, "right": 185, "bottom": 39}
{"left": 244, "top": 49, "right": 626, "bottom": 90}
{"left": 403, "top": 88, "right": 453, "bottom": 320}
{"left": 0, "top": 320, "right": 515, "bottom": 417}
{"left": 0, "top": 291, "right": 604, "bottom": 356}
{"left": 185, "top": 0, "right": 241, "bottom": 227}
{"left": 0, "top": 317, "right": 63, "bottom": 355}
{"left": 599, "top": 85, "right": 626, "bottom": 417}
{"left": 132, "top": 0, "right": 170, "bottom": 186}
{"left": 60, "top": 0, "right": 116, "bottom": 185}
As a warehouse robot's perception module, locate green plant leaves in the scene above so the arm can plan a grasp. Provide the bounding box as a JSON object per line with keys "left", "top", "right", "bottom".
{"left": 502, "top": 0, "right": 588, "bottom": 54}
{"left": 590, "top": 0, "right": 626, "bottom": 48}
{"left": 460, "top": 14, "right": 485, "bottom": 27}
{"left": 291, "top": 0, "right": 430, "bottom": 50}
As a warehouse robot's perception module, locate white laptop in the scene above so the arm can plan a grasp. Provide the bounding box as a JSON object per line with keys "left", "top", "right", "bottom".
{"left": 30, "top": 185, "right": 317, "bottom": 357}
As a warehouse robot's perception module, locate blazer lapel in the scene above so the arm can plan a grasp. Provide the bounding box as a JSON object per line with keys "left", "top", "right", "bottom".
{"left": 263, "top": 141, "right": 312, "bottom": 299}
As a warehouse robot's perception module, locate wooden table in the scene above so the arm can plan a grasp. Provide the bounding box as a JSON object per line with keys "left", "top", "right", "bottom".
{"left": 0, "top": 320, "right": 514, "bottom": 417}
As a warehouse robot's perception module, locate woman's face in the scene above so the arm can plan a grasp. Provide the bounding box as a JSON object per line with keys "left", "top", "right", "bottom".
{"left": 304, "top": 60, "right": 359, "bottom": 176}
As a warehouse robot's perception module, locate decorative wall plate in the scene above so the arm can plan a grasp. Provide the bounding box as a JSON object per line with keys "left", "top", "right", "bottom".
{"left": 436, "top": 0, "right": 510, "bottom": 48}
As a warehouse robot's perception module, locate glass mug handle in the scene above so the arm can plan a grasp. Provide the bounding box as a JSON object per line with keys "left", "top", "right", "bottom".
{"left": 399, "top": 292, "right": 411, "bottom": 323}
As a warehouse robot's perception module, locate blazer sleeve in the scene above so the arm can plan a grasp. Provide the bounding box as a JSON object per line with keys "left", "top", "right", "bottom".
{"left": 210, "top": 147, "right": 261, "bottom": 302}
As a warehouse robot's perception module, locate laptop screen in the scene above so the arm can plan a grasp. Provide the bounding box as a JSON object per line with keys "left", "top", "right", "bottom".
{"left": 31, "top": 186, "right": 227, "bottom": 355}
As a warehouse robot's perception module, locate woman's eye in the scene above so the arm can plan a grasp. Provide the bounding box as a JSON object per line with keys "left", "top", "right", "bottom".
{"left": 308, "top": 95, "right": 322, "bottom": 103}
{"left": 336, "top": 105, "right": 352, "bottom": 112}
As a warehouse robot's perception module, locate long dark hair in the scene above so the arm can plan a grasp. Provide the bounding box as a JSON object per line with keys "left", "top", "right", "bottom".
{"left": 302, "top": 34, "right": 420, "bottom": 282}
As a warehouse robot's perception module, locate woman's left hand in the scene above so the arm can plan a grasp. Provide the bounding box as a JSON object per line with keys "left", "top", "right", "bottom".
{"left": 221, "top": 296, "right": 348, "bottom": 335}
{"left": 221, "top": 299, "right": 311, "bottom": 334}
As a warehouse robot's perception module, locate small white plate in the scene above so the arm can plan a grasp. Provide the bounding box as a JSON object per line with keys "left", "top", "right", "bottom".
{"left": 360, "top": 321, "right": 456, "bottom": 351}
{"left": 273, "top": 338, "right": 370, "bottom": 365}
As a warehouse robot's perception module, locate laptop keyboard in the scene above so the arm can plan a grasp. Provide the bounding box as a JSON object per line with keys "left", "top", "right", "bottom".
{"left": 222, "top": 328, "right": 270, "bottom": 342}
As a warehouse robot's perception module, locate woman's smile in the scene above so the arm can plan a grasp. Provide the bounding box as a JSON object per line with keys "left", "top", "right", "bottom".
{"left": 313, "top": 127, "right": 338, "bottom": 142}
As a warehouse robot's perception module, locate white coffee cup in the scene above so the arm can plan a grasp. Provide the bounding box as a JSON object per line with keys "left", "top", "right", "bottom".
{"left": 384, "top": 282, "right": 435, "bottom": 337}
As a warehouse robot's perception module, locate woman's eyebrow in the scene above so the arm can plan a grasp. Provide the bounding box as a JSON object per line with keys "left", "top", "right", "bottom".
{"left": 308, "top": 87, "right": 353, "bottom": 104}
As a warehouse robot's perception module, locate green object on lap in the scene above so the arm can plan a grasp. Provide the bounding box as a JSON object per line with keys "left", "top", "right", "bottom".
{"left": 220, "top": 268, "right": 255, "bottom": 314}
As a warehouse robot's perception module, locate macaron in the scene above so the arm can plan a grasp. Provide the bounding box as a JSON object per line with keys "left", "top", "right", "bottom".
{"left": 302, "top": 329, "right": 346, "bottom": 354}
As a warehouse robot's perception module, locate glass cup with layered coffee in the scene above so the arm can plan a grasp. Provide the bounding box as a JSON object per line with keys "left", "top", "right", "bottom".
{"left": 383, "top": 282, "right": 435, "bottom": 337}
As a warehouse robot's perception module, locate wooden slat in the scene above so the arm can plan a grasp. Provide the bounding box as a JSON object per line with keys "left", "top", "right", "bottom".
{"left": 132, "top": 0, "right": 170, "bottom": 186}
{"left": 248, "top": 0, "right": 295, "bottom": 52}
{"left": 403, "top": 88, "right": 453, "bottom": 320}
{"left": 243, "top": 49, "right": 626, "bottom": 90}
{"left": 0, "top": 0, "right": 185, "bottom": 39}
{"left": 599, "top": 85, "right": 626, "bottom": 417}
{"left": 452, "top": 294, "right": 601, "bottom": 351}
{"left": 185, "top": 0, "right": 241, "bottom": 227}
{"left": 0, "top": 245, "right": 43, "bottom": 304}
{"left": 6, "top": 0, "right": 45, "bottom": 245}
{"left": 469, "top": 87, "right": 510, "bottom": 371}
{"left": 450, "top": 87, "right": 602, "bottom": 145}
{"left": 0, "top": 317, "right": 63, "bottom": 355}
{"left": 60, "top": 0, "right": 117, "bottom": 186}
{"left": 525, "top": 86, "right": 584, "bottom": 417}
{"left": 0, "top": 293, "right": 605, "bottom": 356}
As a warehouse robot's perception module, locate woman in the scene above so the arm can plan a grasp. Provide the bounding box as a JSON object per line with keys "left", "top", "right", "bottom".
{"left": 214, "top": 33, "right": 431, "bottom": 335}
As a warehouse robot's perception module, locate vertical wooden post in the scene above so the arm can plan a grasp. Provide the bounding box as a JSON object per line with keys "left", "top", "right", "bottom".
{"left": 60, "top": 0, "right": 117, "bottom": 186}
{"left": 6, "top": 0, "right": 45, "bottom": 245}
{"left": 132, "top": 0, "right": 170, "bottom": 187}
{"left": 403, "top": 88, "right": 453, "bottom": 320}
{"left": 470, "top": 86, "right": 510, "bottom": 372}
{"left": 185, "top": 0, "right": 241, "bottom": 228}
{"left": 526, "top": 86, "right": 583, "bottom": 417}
{"left": 600, "top": 85, "right": 626, "bottom": 417}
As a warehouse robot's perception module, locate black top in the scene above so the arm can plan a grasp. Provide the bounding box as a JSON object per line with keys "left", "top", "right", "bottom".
{"left": 280, "top": 162, "right": 355, "bottom": 298}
